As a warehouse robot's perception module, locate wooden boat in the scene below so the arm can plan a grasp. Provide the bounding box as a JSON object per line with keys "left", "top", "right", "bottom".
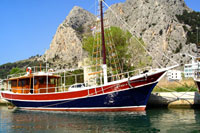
{"left": 0, "top": 0, "right": 175, "bottom": 111}
{"left": 1, "top": 67, "right": 170, "bottom": 111}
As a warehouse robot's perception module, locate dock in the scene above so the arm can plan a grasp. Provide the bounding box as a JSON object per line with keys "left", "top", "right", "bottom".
{"left": 148, "top": 92, "right": 200, "bottom": 109}
{"left": 0, "top": 98, "right": 8, "bottom": 106}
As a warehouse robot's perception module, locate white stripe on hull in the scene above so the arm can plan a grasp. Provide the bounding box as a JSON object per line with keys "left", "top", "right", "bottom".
{"left": 19, "top": 105, "right": 146, "bottom": 112}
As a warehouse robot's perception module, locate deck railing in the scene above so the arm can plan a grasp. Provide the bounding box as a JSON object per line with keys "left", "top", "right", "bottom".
{"left": 7, "top": 66, "right": 54, "bottom": 79}
{"left": 9, "top": 86, "right": 68, "bottom": 94}
{"left": 107, "top": 66, "right": 152, "bottom": 82}
{"left": 3, "top": 66, "right": 153, "bottom": 95}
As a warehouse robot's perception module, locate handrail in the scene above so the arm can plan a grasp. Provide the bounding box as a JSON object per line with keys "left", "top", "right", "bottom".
{"left": 6, "top": 65, "right": 151, "bottom": 80}
{"left": 107, "top": 66, "right": 152, "bottom": 82}
{"left": 4, "top": 66, "right": 153, "bottom": 94}
{"left": 9, "top": 86, "right": 67, "bottom": 94}
{"left": 5, "top": 66, "right": 152, "bottom": 79}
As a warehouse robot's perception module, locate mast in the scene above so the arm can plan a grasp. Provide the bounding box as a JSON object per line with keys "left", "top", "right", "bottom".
{"left": 100, "top": 0, "right": 106, "bottom": 64}
{"left": 100, "top": 0, "right": 108, "bottom": 84}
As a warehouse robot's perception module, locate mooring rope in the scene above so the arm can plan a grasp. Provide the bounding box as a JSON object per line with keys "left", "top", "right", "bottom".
{"left": 156, "top": 80, "right": 196, "bottom": 100}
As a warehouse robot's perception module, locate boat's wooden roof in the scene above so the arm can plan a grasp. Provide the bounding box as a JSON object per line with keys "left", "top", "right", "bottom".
{"left": 7, "top": 74, "right": 60, "bottom": 81}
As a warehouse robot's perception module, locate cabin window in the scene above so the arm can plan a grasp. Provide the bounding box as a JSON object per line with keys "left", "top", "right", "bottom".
{"left": 70, "top": 85, "right": 75, "bottom": 88}
{"left": 34, "top": 79, "right": 38, "bottom": 85}
{"left": 39, "top": 77, "right": 45, "bottom": 84}
{"left": 18, "top": 81, "right": 21, "bottom": 87}
{"left": 49, "top": 78, "right": 55, "bottom": 85}
{"left": 21, "top": 80, "right": 25, "bottom": 87}
{"left": 11, "top": 80, "right": 17, "bottom": 87}
{"left": 77, "top": 84, "right": 82, "bottom": 88}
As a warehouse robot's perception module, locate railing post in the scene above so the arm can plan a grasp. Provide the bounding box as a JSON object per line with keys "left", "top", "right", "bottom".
{"left": 33, "top": 75, "right": 34, "bottom": 94}
{"left": 102, "top": 87, "right": 104, "bottom": 94}
{"left": 64, "top": 71, "right": 66, "bottom": 92}
{"left": 75, "top": 75, "right": 77, "bottom": 84}
{"left": 46, "top": 74, "right": 48, "bottom": 93}
{"left": 61, "top": 75, "right": 62, "bottom": 91}
{"left": 95, "top": 87, "right": 97, "bottom": 95}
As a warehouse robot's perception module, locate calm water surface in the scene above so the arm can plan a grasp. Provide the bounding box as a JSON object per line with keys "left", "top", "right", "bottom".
{"left": 0, "top": 106, "right": 200, "bottom": 133}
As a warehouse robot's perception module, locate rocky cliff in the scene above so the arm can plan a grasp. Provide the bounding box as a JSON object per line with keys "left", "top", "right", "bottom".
{"left": 105, "top": 0, "right": 196, "bottom": 67}
{"left": 42, "top": 6, "right": 96, "bottom": 69}
{"left": 42, "top": 0, "right": 199, "bottom": 69}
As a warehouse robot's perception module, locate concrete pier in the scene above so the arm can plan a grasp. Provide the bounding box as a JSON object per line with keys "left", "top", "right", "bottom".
{"left": 148, "top": 92, "right": 200, "bottom": 109}
{"left": 0, "top": 99, "right": 8, "bottom": 106}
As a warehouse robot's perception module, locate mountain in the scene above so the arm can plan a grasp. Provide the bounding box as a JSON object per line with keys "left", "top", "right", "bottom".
{"left": 0, "top": 55, "right": 44, "bottom": 79}
{"left": 1, "top": 0, "right": 200, "bottom": 78}
{"left": 42, "top": 6, "right": 96, "bottom": 69}
{"left": 104, "top": 0, "right": 196, "bottom": 67}
{"left": 42, "top": 0, "right": 199, "bottom": 69}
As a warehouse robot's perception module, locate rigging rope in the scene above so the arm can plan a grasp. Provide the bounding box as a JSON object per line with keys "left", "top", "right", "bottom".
{"left": 156, "top": 79, "right": 196, "bottom": 100}
{"left": 102, "top": 1, "right": 179, "bottom": 68}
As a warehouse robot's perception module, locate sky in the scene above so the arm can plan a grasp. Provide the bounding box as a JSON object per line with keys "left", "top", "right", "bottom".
{"left": 0, "top": 0, "right": 199, "bottom": 65}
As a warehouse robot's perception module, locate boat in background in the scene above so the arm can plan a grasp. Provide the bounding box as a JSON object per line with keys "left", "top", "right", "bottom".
{"left": 189, "top": 43, "right": 200, "bottom": 92}
{"left": 193, "top": 57, "right": 200, "bottom": 93}
{"left": 0, "top": 0, "right": 176, "bottom": 111}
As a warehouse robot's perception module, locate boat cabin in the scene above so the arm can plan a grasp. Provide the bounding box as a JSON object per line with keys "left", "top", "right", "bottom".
{"left": 8, "top": 74, "right": 60, "bottom": 94}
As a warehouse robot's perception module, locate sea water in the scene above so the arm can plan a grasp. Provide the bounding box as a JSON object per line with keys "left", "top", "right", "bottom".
{"left": 0, "top": 106, "right": 200, "bottom": 133}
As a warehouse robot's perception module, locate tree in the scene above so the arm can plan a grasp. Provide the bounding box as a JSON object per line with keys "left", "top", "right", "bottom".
{"left": 10, "top": 67, "right": 24, "bottom": 75}
{"left": 129, "top": 37, "right": 152, "bottom": 69}
{"left": 83, "top": 26, "right": 143, "bottom": 74}
{"left": 176, "top": 10, "right": 200, "bottom": 45}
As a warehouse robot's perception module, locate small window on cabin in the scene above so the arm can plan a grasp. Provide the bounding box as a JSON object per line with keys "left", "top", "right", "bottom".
{"left": 18, "top": 81, "right": 21, "bottom": 87}
{"left": 39, "top": 77, "right": 45, "bottom": 84}
{"left": 11, "top": 80, "right": 17, "bottom": 87}
{"left": 34, "top": 79, "right": 37, "bottom": 85}
{"left": 49, "top": 78, "right": 55, "bottom": 85}
{"left": 71, "top": 85, "right": 75, "bottom": 88}
{"left": 77, "top": 84, "right": 82, "bottom": 88}
{"left": 21, "top": 80, "right": 26, "bottom": 87}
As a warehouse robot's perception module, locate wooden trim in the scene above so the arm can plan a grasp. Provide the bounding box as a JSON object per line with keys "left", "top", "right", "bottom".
{"left": 88, "top": 71, "right": 103, "bottom": 75}
{"left": 29, "top": 77, "right": 31, "bottom": 90}
{"left": 7, "top": 75, "right": 60, "bottom": 81}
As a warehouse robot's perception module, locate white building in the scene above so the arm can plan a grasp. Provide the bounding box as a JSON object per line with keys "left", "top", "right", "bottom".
{"left": 184, "top": 59, "right": 200, "bottom": 78}
{"left": 167, "top": 70, "right": 182, "bottom": 81}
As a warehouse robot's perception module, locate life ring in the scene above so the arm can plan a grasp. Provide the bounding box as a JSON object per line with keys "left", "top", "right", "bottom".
{"left": 26, "top": 67, "right": 32, "bottom": 74}
{"left": 48, "top": 69, "right": 54, "bottom": 73}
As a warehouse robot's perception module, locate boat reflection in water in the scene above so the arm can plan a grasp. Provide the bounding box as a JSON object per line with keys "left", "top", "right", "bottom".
{"left": 1, "top": 107, "right": 150, "bottom": 132}
{"left": 1, "top": 106, "right": 200, "bottom": 132}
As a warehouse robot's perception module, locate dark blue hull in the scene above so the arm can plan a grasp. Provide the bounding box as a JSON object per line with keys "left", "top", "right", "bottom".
{"left": 8, "top": 82, "right": 157, "bottom": 110}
